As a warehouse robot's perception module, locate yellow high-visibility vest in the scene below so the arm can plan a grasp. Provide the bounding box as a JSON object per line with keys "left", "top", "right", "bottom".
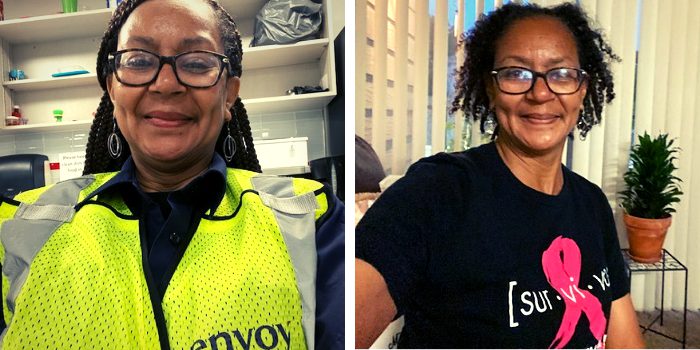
{"left": 0, "top": 168, "right": 329, "bottom": 349}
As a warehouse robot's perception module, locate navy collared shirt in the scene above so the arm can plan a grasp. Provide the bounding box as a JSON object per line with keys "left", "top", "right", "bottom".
{"left": 82, "top": 154, "right": 345, "bottom": 349}
{"left": 86, "top": 155, "right": 227, "bottom": 294}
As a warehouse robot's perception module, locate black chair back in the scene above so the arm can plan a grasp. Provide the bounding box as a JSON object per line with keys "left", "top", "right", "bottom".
{"left": 0, "top": 154, "right": 49, "bottom": 197}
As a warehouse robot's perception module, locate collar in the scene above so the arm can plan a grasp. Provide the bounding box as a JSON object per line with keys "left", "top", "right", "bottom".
{"left": 80, "top": 154, "right": 228, "bottom": 215}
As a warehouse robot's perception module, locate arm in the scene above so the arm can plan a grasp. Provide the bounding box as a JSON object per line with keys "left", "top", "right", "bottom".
{"left": 591, "top": 190, "right": 644, "bottom": 348}
{"left": 605, "top": 293, "right": 645, "bottom": 348}
{"left": 355, "top": 259, "right": 397, "bottom": 349}
{"left": 355, "top": 161, "right": 441, "bottom": 348}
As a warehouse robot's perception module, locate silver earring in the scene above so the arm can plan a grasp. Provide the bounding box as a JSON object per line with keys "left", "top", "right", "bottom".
{"left": 484, "top": 110, "right": 497, "bottom": 136}
{"left": 107, "top": 117, "right": 122, "bottom": 159}
{"left": 240, "top": 132, "right": 247, "bottom": 152}
{"left": 223, "top": 121, "right": 236, "bottom": 162}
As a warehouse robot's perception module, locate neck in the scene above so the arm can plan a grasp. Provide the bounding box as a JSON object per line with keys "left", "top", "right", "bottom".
{"left": 494, "top": 138, "right": 565, "bottom": 195}
{"left": 132, "top": 156, "right": 212, "bottom": 193}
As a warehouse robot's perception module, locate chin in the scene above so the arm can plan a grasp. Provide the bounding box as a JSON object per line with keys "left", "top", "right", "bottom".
{"left": 511, "top": 132, "right": 566, "bottom": 153}
{"left": 140, "top": 147, "right": 190, "bottom": 163}
{"left": 525, "top": 139, "right": 566, "bottom": 154}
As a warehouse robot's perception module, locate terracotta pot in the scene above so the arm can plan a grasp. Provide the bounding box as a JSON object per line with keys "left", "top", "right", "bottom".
{"left": 623, "top": 213, "right": 672, "bottom": 263}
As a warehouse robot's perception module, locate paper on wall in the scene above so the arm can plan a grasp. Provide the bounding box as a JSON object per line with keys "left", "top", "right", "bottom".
{"left": 58, "top": 152, "right": 85, "bottom": 182}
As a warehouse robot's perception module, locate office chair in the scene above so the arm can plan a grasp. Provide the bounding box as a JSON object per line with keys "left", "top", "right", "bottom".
{"left": 0, "top": 154, "right": 49, "bottom": 198}
{"left": 309, "top": 155, "right": 344, "bottom": 202}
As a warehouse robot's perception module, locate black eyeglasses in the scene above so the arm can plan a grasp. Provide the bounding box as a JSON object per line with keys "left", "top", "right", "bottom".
{"left": 490, "top": 66, "right": 588, "bottom": 95}
{"left": 108, "top": 49, "right": 232, "bottom": 88}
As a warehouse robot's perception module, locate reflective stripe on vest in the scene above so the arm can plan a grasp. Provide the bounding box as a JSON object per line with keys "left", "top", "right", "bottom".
{"left": 251, "top": 175, "right": 319, "bottom": 350}
{"left": 1, "top": 171, "right": 323, "bottom": 349}
{"left": 0, "top": 176, "right": 95, "bottom": 343}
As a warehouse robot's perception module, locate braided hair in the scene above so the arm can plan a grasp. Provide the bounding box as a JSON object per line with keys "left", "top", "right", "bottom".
{"left": 450, "top": 2, "right": 619, "bottom": 139}
{"left": 83, "top": 0, "right": 261, "bottom": 174}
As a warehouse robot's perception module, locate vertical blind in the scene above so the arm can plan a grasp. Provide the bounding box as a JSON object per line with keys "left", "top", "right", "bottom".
{"left": 357, "top": 0, "right": 700, "bottom": 311}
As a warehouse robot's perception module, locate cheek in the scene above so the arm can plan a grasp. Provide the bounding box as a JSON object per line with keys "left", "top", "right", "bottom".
{"left": 195, "top": 89, "right": 227, "bottom": 121}
{"left": 564, "top": 95, "right": 585, "bottom": 116}
{"left": 493, "top": 94, "right": 520, "bottom": 115}
{"left": 111, "top": 87, "right": 140, "bottom": 118}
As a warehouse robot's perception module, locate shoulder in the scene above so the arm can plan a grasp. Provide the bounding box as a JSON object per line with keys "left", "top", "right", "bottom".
{"left": 229, "top": 169, "right": 331, "bottom": 220}
{"left": 564, "top": 167, "right": 610, "bottom": 209}
{"left": 361, "top": 143, "right": 498, "bottom": 226}
{"left": 12, "top": 186, "right": 49, "bottom": 204}
{"left": 411, "top": 143, "right": 494, "bottom": 176}
{"left": 387, "top": 142, "right": 497, "bottom": 198}
{"left": 228, "top": 168, "right": 324, "bottom": 194}
{"left": 12, "top": 173, "right": 102, "bottom": 204}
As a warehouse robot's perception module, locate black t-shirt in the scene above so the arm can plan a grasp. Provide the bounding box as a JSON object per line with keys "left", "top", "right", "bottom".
{"left": 356, "top": 142, "right": 629, "bottom": 349}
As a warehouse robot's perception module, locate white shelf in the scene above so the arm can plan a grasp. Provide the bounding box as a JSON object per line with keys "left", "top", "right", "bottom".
{"left": 3, "top": 73, "right": 97, "bottom": 91}
{"left": 219, "top": 0, "right": 266, "bottom": 21}
{"left": 0, "top": 9, "right": 113, "bottom": 44}
{"left": 0, "top": 119, "right": 92, "bottom": 134}
{"left": 244, "top": 91, "right": 335, "bottom": 114}
{"left": 262, "top": 166, "right": 310, "bottom": 176}
{"left": 244, "top": 39, "right": 329, "bottom": 70}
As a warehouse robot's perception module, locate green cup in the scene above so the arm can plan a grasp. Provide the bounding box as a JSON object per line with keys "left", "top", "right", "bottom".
{"left": 61, "top": 0, "right": 78, "bottom": 13}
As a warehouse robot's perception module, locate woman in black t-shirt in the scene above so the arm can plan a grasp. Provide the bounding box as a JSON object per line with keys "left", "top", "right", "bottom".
{"left": 356, "top": 3, "right": 645, "bottom": 348}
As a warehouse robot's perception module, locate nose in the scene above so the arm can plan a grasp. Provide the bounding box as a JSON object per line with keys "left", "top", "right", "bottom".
{"left": 149, "top": 62, "right": 186, "bottom": 94}
{"left": 526, "top": 75, "right": 555, "bottom": 103}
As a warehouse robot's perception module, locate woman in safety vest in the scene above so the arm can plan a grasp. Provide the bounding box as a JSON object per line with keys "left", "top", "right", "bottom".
{"left": 0, "top": 0, "right": 344, "bottom": 349}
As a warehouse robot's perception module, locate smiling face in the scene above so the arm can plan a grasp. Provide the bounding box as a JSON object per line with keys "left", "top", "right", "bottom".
{"left": 108, "top": 0, "right": 240, "bottom": 172}
{"left": 487, "top": 16, "right": 587, "bottom": 156}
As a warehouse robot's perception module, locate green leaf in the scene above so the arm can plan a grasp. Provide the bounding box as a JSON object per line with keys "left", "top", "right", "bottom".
{"left": 618, "top": 132, "right": 683, "bottom": 219}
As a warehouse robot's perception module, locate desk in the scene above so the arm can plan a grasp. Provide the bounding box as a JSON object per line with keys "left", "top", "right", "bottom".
{"left": 622, "top": 248, "right": 688, "bottom": 348}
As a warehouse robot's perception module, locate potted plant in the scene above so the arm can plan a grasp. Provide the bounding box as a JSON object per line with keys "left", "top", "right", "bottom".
{"left": 619, "top": 132, "right": 683, "bottom": 263}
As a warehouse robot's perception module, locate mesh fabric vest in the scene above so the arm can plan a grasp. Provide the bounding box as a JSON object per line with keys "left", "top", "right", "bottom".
{"left": 0, "top": 168, "right": 327, "bottom": 349}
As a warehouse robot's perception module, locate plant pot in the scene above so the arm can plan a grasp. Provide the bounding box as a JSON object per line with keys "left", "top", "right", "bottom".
{"left": 623, "top": 213, "right": 672, "bottom": 263}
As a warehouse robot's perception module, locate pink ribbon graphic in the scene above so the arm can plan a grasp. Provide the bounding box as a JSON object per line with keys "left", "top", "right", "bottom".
{"left": 542, "top": 236, "right": 606, "bottom": 349}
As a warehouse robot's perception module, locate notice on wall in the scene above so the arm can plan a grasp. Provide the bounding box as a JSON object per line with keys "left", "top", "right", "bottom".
{"left": 58, "top": 152, "right": 86, "bottom": 182}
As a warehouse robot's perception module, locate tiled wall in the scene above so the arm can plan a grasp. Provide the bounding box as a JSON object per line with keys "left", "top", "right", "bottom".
{"left": 0, "top": 108, "right": 327, "bottom": 170}
{"left": 248, "top": 109, "right": 327, "bottom": 161}
{"left": 0, "top": 128, "right": 89, "bottom": 162}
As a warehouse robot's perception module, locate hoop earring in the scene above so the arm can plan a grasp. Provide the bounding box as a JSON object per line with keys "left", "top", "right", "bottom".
{"left": 223, "top": 121, "right": 236, "bottom": 162}
{"left": 107, "top": 117, "right": 122, "bottom": 159}
{"left": 483, "top": 110, "right": 497, "bottom": 136}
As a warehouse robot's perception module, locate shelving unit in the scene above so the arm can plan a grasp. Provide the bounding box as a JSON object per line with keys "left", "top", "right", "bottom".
{"left": 0, "top": 119, "right": 92, "bottom": 134}
{"left": 3, "top": 73, "right": 97, "bottom": 92}
{"left": 244, "top": 38, "right": 329, "bottom": 70}
{"left": 0, "top": 8, "right": 113, "bottom": 44}
{"left": 0, "top": 0, "right": 337, "bottom": 175}
{"left": 245, "top": 91, "right": 336, "bottom": 114}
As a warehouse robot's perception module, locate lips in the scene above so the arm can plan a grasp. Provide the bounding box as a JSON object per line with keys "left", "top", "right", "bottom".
{"left": 144, "top": 111, "right": 193, "bottom": 128}
{"left": 521, "top": 113, "right": 560, "bottom": 125}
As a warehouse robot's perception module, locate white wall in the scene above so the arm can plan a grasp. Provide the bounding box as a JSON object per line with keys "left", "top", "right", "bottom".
{"left": 331, "top": 0, "right": 345, "bottom": 39}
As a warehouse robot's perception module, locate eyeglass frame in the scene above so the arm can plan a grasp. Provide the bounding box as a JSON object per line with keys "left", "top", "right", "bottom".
{"left": 107, "top": 48, "right": 234, "bottom": 88}
{"left": 490, "top": 66, "right": 588, "bottom": 95}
